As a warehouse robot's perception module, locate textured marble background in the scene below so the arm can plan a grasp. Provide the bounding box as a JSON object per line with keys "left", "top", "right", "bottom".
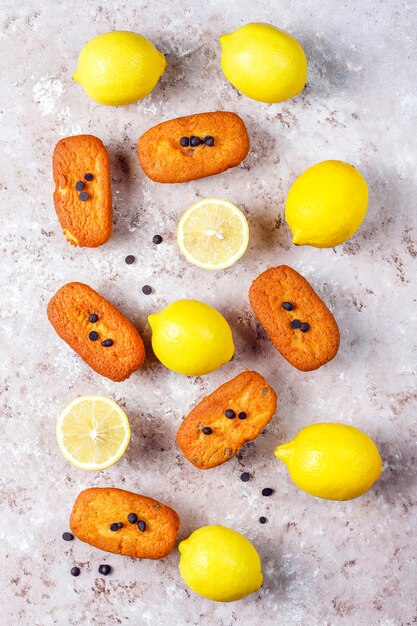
{"left": 1, "top": 1, "right": 417, "bottom": 624}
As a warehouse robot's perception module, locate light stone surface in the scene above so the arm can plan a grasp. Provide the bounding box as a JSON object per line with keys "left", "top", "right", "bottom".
{"left": 1, "top": 1, "right": 417, "bottom": 624}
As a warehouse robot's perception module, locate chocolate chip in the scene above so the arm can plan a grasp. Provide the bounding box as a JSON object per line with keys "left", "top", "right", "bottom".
{"left": 240, "top": 472, "right": 250, "bottom": 482}
{"left": 180, "top": 137, "right": 189, "bottom": 147}
{"left": 225, "top": 409, "right": 235, "bottom": 419}
{"left": 281, "top": 301, "right": 293, "bottom": 311}
{"left": 70, "top": 566, "right": 80, "bottom": 576}
{"left": 259, "top": 516, "right": 267, "bottom": 524}
{"left": 300, "top": 322, "right": 310, "bottom": 333}
{"left": 238, "top": 412, "right": 247, "bottom": 420}
{"left": 110, "top": 523, "right": 119, "bottom": 532}
{"left": 89, "top": 331, "right": 99, "bottom": 341}
{"left": 153, "top": 234, "right": 163, "bottom": 244}
{"left": 101, "top": 339, "right": 113, "bottom": 347}
{"left": 203, "top": 136, "right": 214, "bottom": 146}
{"left": 84, "top": 173, "right": 93, "bottom": 181}
{"left": 190, "top": 136, "right": 201, "bottom": 147}
{"left": 79, "top": 191, "right": 89, "bottom": 201}
{"left": 88, "top": 313, "right": 98, "bottom": 323}
{"left": 117, "top": 522, "right": 123, "bottom": 529}
{"left": 62, "top": 532, "right": 74, "bottom": 541}
{"left": 202, "top": 427, "right": 213, "bottom": 434}
{"left": 125, "top": 255, "right": 135, "bottom": 265}
{"left": 75, "top": 181, "right": 85, "bottom": 191}
{"left": 290, "top": 319, "right": 301, "bottom": 329}
{"left": 142, "top": 285, "right": 152, "bottom": 295}
{"left": 127, "top": 513, "right": 138, "bottom": 524}
{"left": 262, "top": 488, "right": 274, "bottom": 497}
{"left": 137, "top": 520, "right": 146, "bottom": 532}
{"left": 98, "top": 564, "right": 111, "bottom": 576}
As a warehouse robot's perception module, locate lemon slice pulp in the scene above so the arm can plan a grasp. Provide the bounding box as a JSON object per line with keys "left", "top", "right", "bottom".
{"left": 177, "top": 198, "right": 249, "bottom": 270}
{"left": 56, "top": 395, "right": 130, "bottom": 470}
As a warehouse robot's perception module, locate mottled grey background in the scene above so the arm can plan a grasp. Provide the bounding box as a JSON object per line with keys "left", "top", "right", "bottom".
{"left": 1, "top": 1, "right": 416, "bottom": 625}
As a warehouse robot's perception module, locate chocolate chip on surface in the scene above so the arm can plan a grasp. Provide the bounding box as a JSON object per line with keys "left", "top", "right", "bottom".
{"left": 62, "top": 532, "right": 74, "bottom": 541}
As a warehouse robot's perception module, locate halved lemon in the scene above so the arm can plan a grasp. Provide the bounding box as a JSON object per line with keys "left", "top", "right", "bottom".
{"left": 177, "top": 198, "right": 250, "bottom": 270}
{"left": 56, "top": 395, "right": 130, "bottom": 470}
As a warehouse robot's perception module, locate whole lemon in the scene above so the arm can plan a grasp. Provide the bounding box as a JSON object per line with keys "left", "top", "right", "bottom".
{"left": 285, "top": 160, "right": 368, "bottom": 247}
{"left": 178, "top": 525, "right": 263, "bottom": 602}
{"left": 73, "top": 31, "right": 166, "bottom": 106}
{"left": 148, "top": 300, "right": 234, "bottom": 376}
{"left": 275, "top": 423, "right": 382, "bottom": 500}
{"left": 219, "top": 22, "right": 307, "bottom": 103}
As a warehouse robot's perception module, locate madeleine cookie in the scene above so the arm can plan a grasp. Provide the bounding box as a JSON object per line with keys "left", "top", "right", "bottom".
{"left": 137, "top": 111, "right": 250, "bottom": 183}
{"left": 249, "top": 265, "right": 340, "bottom": 371}
{"left": 70, "top": 488, "right": 180, "bottom": 559}
{"left": 53, "top": 135, "right": 112, "bottom": 247}
{"left": 176, "top": 370, "right": 277, "bottom": 469}
{"left": 47, "top": 282, "right": 145, "bottom": 382}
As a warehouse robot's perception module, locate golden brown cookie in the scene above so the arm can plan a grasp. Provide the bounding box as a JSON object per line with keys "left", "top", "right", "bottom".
{"left": 53, "top": 135, "right": 112, "bottom": 247}
{"left": 70, "top": 488, "right": 180, "bottom": 559}
{"left": 249, "top": 265, "right": 340, "bottom": 371}
{"left": 47, "top": 282, "right": 145, "bottom": 382}
{"left": 137, "top": 111, "right": 250, "bottom": 183}
{"left": 176, "top": 370, "right": 277, "bottom": 469}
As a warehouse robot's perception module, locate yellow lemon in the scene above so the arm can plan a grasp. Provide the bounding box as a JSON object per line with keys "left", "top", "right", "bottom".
{"left": 275, "top": 423, "right": 382, "bottom": 500}
{"left": 148, "top": 300, "right": 234, "bottom": 376}
{"left": 285, "top": 160, "right": 368, "bottom": 247}
{"left": 73, "top": 31, "right": 166, "bottom": 105}
{"left": 56, "top": 395, "right": 130, "bottom": 470}
{"left": 177, "top": 198, "right": 249, "bottom": 270}
{"left": 219, "top": 22, "right": 307, "bottom": 103}
{"left": 178, "top": 525, "right": 263, "bottom": 602}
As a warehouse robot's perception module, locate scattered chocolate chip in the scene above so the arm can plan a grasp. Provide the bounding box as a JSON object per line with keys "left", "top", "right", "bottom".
{"left": 88, "top": 313, "right": 98, "bottom": 323}
{"left": 101, "top": 339, "right": 113, "bottom": 347}
{"left": 300, "top": 322, "right": 310, "bottom": 333}
{"left": 79, "top": 191, "right": 89, "bottom": 201}
{"left": 125, "top": 255, "right": 135, "bottom": 265}
{"left": 238, "top": 412, "right": 247, "bottom": 420}
{"left": 110, "top": 523, "right": 119, "bottom": 532}
{"left": 190, "top": 136, "right": 201, "bottom": 147}
{"left": 259, "top": 516, "right": 267, "bottom": 524}
{"left": 282, "top": 301, "right": 293, "bottom": 311}
{"left": 89, "top": 331, "right": 99, "bottom": 341}
{"left": 137, "top": 520, "right": 146, "bottom": 532}
{"left": 225, "top": 409, "right": 235, "bottom": 419}
{"left": 202, "top": 427, "right": 213, "bottom": 434}
{"left": 117, "top": 522, "right": 123, "bottom": 529}
{"left": 290, "top": 319, "right": 302, "bottom": 329}
{"left": 127, "top": 513, "right": 138, "bottom": 524}
{"left": 62, "top": 532, "right": 74, "bottom": 541}
{"left": 240, "top": 472, "right": 250, "bottom": 482}
{"left": 98, "top": 564, "right": 111, "bottom": 576}
{"left": 180, "top": 136, "right": 189, "bottom": 147}
{"left": 75, "top": 181, "right": 85, "bottom": 191}
{"left": 70, "top": 566, "right": 80, "bottom": 576}
{"left": 142, "top": 285, "right": 152, "bottom": 295}
{"left": 262, "top": 488, "right": 274, "bottom": 497}
{"left": 203, "top": 136, "right": 214, "bottom": 146}
{"left": 153, "top": 234, "right": 163, "bottom": 244}
{"left": 84, "top": 173, "right": 93, "bottom": 181}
